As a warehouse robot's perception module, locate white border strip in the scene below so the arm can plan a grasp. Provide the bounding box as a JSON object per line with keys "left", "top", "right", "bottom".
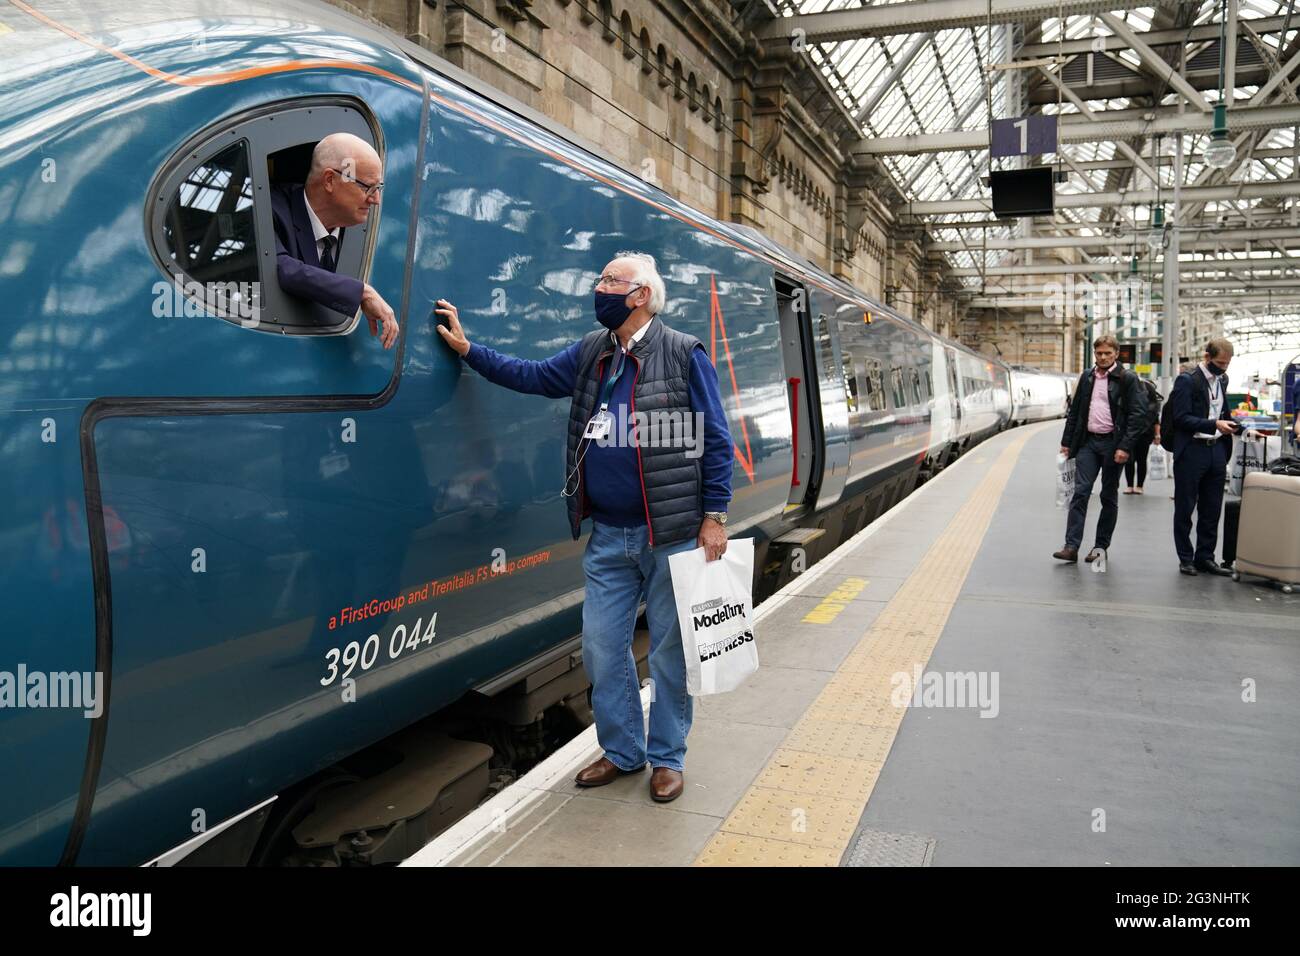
{"left": 142, "top": 796, "right": 278, "bottom": 867}
{"left": 402, "top": 426, "right": 1037, "bottom": 867}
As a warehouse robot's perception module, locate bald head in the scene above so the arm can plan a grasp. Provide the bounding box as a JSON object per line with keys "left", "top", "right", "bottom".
{"left": 305, "top": 132, "right": 384, "bottom": 229}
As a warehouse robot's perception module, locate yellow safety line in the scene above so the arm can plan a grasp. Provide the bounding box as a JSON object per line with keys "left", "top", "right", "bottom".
{"left": 695, "top": 425, "right": 1042, "bottom": 866}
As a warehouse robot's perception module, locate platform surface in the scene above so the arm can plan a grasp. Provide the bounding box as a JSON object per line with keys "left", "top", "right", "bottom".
{"left": 406, "top": 422, "right": 1300, "bottom": 867}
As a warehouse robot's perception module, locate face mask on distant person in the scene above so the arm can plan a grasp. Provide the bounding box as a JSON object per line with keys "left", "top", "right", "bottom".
{"left": 593, "top": 287, "right": 641, "bottom": 331}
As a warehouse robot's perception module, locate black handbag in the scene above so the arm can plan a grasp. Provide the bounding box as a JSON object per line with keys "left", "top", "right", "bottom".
{"left": 1267, "top": 455, "right": 1300, "bottom": 477}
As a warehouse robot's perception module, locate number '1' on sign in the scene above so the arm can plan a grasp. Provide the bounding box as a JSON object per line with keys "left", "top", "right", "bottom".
{"left": 991, "top": 115, "right": 1058, "bottom": 159}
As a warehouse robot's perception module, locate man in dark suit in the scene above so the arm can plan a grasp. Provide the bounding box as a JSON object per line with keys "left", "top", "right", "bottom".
{"left": 1053, "top": 335, "right": 1147, "bottom": 563}
{"left": 271, "top": 132, "right": 398, "bottom": 348}
{"left": 1168, "top": 338, "right": 1238, "bottom": 576}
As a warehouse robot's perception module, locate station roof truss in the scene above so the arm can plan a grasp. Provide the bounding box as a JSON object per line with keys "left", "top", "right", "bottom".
{"left": 763, "top": 0, "right": 1300, "bottom": 338}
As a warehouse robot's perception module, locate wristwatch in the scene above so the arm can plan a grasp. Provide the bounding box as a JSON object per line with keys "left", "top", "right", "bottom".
{"left": 704, "top": 511, "right": 728, "bottom": 526}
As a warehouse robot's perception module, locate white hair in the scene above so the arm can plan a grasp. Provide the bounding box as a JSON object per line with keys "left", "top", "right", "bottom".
{"left": 308, "top": 132, "right": 379, "bottom": 184}
{"left": 613, "top": 250, "right": 666, "bottom": 315}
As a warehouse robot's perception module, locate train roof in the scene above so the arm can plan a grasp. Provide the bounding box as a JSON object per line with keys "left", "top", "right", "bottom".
{"left": 0, "top": 0, "right": 407, "bottom": 59}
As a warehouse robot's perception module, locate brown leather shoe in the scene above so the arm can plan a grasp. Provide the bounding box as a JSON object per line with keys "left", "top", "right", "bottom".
{"left": 574, "top": 756, "right": 644, "bottom": 787}
{"left": 649, "top": 767, "right": 684, "bottom": 803}
{"left": 1052, "top": 546, "right": 1078, "bottom": 562}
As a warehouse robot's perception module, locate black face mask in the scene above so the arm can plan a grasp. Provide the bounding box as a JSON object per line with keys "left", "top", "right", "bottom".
{"left": 1206, "top": 360, "right": 1226, "bottom": 377}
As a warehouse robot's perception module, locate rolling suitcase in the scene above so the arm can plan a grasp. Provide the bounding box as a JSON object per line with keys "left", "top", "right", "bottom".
{"left": 1233, "top": 472, "right": 1300, "bottom": 593}
{"left": 1221, "top": 496, "right": 1241, "bottom": 568}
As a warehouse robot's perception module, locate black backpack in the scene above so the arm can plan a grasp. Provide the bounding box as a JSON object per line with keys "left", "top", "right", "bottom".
{"left": 1143, "top": 380, "right": 1162, "bottom": 431}
{"left": 1159, "top": 371, "right": 1214, "bottom": 451}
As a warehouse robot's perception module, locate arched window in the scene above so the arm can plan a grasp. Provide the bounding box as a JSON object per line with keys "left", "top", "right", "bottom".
{"left": 147, "top": 98, "right": 382, "bottom": 334}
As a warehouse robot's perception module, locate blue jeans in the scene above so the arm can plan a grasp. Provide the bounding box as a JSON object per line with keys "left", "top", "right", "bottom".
{"left": 581, "top": 521, "right": 696, "bottom": 772}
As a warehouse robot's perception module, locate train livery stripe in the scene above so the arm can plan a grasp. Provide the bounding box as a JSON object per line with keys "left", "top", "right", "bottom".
{"left": 6, "top": 0, "right": 422, "bottom": 90}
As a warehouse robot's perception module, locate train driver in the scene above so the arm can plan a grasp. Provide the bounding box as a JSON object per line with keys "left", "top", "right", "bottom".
{"left": 270, "top": 132, "right": 399, "bottom": 348}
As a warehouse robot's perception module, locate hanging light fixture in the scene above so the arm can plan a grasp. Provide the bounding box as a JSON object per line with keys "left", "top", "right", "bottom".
{"left": 1204, "top": 0, "right": 1237, "bottom": 169}
{"left": 1204, "top": 104, "right": 1236, "bottom": 169}
{"left": 1146, "top": 204, "right": 1166, "bottom": 249}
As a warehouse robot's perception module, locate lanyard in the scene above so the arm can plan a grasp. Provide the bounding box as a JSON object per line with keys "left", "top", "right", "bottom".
{"left": 1207, "top": 374, "right": 1220, "bottom": 404}
{"left": 597, "top": 348, "right": 629, "bottom": 412}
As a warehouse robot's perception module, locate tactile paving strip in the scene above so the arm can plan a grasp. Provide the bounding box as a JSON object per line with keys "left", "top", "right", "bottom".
{"left": 696, "top": 426, "right": 1042, "bottom": 867}
{"left": 695, "top": 832, "right": 843, "bottom": 867}
{"left": 718, "top": 787, "right": 863, "bottom": 849}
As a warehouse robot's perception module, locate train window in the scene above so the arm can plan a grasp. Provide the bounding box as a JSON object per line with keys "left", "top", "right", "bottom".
{"left": 909, "top": 367, "right": 922, "bottom": 406}
{"left": 858, "top": 360, "right": 874, "bottom": 407}
{"left": 842, "top": 348, "right": 859, "bottom": 413}
{"left": 923, "top": 369, "right": 933, "bottom": 399}
{"left": 148, "top": 98, "right": 382, "bottom": 335}
{"left": 890, "top": 367, "right": 906, "bottom": 409}
{"left": 158, "top": 141, "right": 259, "bottom": 318}
{"left": 861, "top": 358, "right": 885, "bottom": 412}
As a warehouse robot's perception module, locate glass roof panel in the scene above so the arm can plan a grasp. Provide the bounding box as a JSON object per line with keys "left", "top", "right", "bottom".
{"left": 772, "top": 0, "right": 1298, "bottom": 286}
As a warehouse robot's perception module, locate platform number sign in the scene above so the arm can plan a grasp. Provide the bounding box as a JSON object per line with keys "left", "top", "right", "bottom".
{"left": 991, "top": 115, "right": 1058, "bottom": 159}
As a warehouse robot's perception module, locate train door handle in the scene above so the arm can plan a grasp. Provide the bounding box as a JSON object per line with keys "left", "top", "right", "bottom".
{"left": 788, "top": 377, "right": 801, "bottom": 487}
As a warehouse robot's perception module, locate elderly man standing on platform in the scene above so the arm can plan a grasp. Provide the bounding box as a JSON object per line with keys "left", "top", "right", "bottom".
{"left": 1054, "top": 334, "right": 1147, "bottom": 564}
{"left": 434, "top": 252, "right": 734, "bottom": 804}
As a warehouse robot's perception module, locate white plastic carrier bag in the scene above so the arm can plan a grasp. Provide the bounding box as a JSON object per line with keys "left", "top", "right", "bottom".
{"left": 1055, "top": 452, "right": 1076, "bottom": 509}
{"left": 1228, "top": 431, "right": 1269, "bottom": 496}
{"left": 1146, "top": 445, "right": 1169, "bottom": 482}
{"left": 667, "top": 537, "right": 758, "bottom": 696}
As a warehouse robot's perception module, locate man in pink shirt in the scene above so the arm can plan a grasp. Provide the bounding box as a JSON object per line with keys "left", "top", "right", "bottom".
{"left": 1053, "top": 335, "right": 1148, "bottom": 562}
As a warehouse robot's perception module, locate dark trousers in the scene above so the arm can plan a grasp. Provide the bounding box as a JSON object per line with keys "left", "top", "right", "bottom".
{"left": 1124, "top": 433, "right": 1154, "bottom": 487}
{"left": 1173, "top": 440, "right": 1229, "bottom": 564}
{"left": 1065, "top": 433, "right": 1121, "bottom": 550}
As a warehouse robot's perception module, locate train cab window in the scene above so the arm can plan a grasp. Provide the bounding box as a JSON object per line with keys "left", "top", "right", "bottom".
{"left": 148, "top": 99, "right": 381, "bottom": 335}
{"left": 158, "top": 141, "right": 259, "bottom": 316}
{"left": 909, "top": 367, "right": 923, "bottom": 406}
{"left": 923, "top": 369, "right": 933, "bottom": 400}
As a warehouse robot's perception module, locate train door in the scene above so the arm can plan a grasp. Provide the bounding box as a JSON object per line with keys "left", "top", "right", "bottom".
{"left": 776, "top": 276, "right": 818, "bottom": 511}
{"left": 806, "top": 294, "right": 852, "bottom": 510}
{"left": 945, "top": 345, "right": 964, "bottom": 435}
{"left": 930, "top": 340, "right": 957, "bottom": 451}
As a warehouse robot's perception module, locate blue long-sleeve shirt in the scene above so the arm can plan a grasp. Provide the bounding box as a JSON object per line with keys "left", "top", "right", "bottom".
{"left": 463, "top": 331, "right": 734, "bottom": 525}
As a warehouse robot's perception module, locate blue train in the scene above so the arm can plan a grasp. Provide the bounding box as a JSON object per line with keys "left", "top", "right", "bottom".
{"left": 0, "top": 0, "right": 1064, "bottom": 865}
